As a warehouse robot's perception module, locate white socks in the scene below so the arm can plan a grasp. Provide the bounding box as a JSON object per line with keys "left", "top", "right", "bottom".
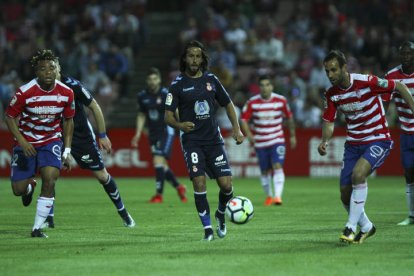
{"left": 406, "top": 183, "right": 414, "bottom": 217}
{"left": 260, "top": 175, "right": 272, "bottom": 197}
{"left": 33, "top": 197, "right": 54, "bottom": 230}
{"left": 346, "top": 182, "right": 368, "bottom": 232}
{"left": 342, "top": 202, "right": 372, "bottom": 232}
{"left": 273, "top": 169, "right": 285, "bottom": 199}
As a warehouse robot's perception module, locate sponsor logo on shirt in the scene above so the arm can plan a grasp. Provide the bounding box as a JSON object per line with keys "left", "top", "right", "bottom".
{"left": 194, "top": 100, "right": 210, "bottom": 119}
{"left": 10, "top": 96, "right": 17, "bottom": 106}
{"left": 215, "top": 154, "right": 227, "bottom": 166}
{"left": 206, "top": 82, "right": 212, "bottom": 91}
{"left": 165, "top": 93, "right": 173, "bottom": 105}
{"left": 378, "top": 78, "right": 388, "bottom": 88}
{"left": 183, "top": 86, "right": 195, "bottom": 92}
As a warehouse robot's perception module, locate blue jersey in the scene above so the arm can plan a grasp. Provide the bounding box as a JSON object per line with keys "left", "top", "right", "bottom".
{"left": 137, "top": 87, "right": 174, "bottom": 143}
{"left": 165, "top": 72, "right": 231, "bottom": 145}
{"left": 61, "top": 76, "right": 95, "bottom": 143}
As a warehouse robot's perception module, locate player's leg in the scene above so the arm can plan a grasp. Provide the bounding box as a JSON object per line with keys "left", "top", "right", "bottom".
{"left": 207, "top": 144, "right": 233, "bottom": 239}
{"left": 10, "top": 146, "right": 37, "bottom": 206}
{"left": 255, "top": 147, "right": 273, "bottom": 205}
{"left": 270, "top": 144, "right": 286, "bottom": 205}
{"left": 93, "top": 168, "right": 135, "bottom": 227}
{"left": 398, "top": 134, "right": 414, "bottom": 225}
{"left": 149, "top": 155, "right": 166, "bottom": 203}
{"left": 183, "top": 144, "right": 212, "bottom": 240}
{"left": 160, "top": 133, "right": 187, "bottom": 202}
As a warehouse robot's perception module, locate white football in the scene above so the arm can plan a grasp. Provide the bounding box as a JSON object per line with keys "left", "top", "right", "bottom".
{"left": 225, "top": 196, "right": 254, "bottom": 224}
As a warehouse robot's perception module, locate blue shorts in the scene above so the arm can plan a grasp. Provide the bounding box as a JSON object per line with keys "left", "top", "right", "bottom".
{"left": 255, "top": 143, "right": 286, "bottom": 172}
{"left": 181, "top": 142, "right": 232, "bottom": 179}
{"left": 151, "top": 132, "right": 175, "bottom": 159}
{"left": 400, "top": 134, "right": 414, "bottom": 169}
{"left": 71, "top": 139, "right": 105, "bottom": 171}
{"left": 10, "top": 140, "right": 63, "bottom": 181}
{"left": 340, "top": 140, "right": 393, "bottom": 186}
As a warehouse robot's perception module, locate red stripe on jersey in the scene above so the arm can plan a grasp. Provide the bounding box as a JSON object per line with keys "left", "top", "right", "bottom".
{"left": 322, "top": 73, "right": 395, "bottom": 144}
{"left": 241, "top": 93, "right": 292, "bottom": 148}
{"left": 385, "top": 66, "right": 414, "bottom": 133}
{"left": 5, "top": 79, "right": 75, "bottom": 146}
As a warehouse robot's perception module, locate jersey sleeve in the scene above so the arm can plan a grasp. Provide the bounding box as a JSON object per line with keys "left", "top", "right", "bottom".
{"left": 213, "top": 76, "right": 231, "bottom": 107}
{"left": 5, "top": 90, "right": 26, "bottom": 118}
{"left": 282, "top": 98, "right": 293, "bottom": 119}
{"left": 77, "top": 85, "right": 94, "bottom": 107}
{"left": 63, "top": 89, "right": 76, "bottom": 118}
{"left": 368, "top": 75, "right": 396, "bottom": 95}
{"left": 321, "top": 90, "right": 337, "bottom": 122}
{"left": 165, "top": 85, "right": 178, "bottom": 112}
{"left": 240, "top": 100, "right": 252, "bottom": 122}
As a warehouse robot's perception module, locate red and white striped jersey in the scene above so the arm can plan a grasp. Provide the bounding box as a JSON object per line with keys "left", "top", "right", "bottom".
{"left": 241, "top": 93, "right": 293, "bottom": 148}
{"left": 323, "top": 73, "right": 396, "bottom": 144}
{"left": 5, "top": 79, "right": 75, "bottom": 147}
{"left": 385, "top": 65, "right": 414, "bottom": 133}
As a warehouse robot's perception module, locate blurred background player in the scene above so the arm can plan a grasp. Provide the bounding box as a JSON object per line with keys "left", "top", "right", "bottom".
{"left": 318, "top": 50, "right": 414, "bottom": 244}
{"left": 240, "top": 74, "right": 296, "bottom": 206}
{"left": 131, "top": 67, "right": 187, "bottom": 203}
{"left": 41, "top": 62, "right": 135, "bottom": 229}
{"left": 4, "top": 49, "right": 74, "bottom": 238}
{"left": 385, "top": 41, "right": 414, "bottom": 226}
{"left": 165, "top": 40, "right": 244, "bottom": 241}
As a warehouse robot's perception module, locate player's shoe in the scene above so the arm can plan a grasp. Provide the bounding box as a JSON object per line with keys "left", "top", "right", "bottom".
{"left": 177, "top": 184, "right": 188, "bottom": 203}
{"left": 148, "top": 194, "right": 163, "bottom": 203}
{"left": 215, "top": 210, "right": 227, "bottom": 238}
{"left": 353, "top": 225, "right": 376, "bottom": 244}
{"left": 397, "top": 216, "right": 414, "bottom": 226}
{"left": 339, "top": 227, "right": 355, "bottom": 243}
{"left": 274, "top": 197, "right": 283, "bottom": 205}
{"left": 40, "top": 216, "right": 55, "bottom": 229}
{"left": 203, "top": 228, "right": 214, "bottom": 241}
{"left": 264, "top": 196, "right": 273, "bottom": 206}
{"left": 22, "top": 179, "right": 37, "bottom": 207}
{"left": 31, "top": 228, "right": 48, "bottom": 238}
{"left": 122, "top": 213, "right": 136, "bottom": 228}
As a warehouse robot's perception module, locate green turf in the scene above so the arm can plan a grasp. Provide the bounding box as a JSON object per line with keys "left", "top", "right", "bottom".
{"left": 0, "top": 176, "right": 413, "bottom": 276}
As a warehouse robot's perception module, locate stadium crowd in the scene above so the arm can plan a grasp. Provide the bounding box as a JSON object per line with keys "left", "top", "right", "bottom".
{"left": 1, "top": 0, "right": 414, "bottom": 129}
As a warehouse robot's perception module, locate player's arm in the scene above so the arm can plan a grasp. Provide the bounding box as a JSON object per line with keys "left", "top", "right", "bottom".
{"left": 395, "top": 81, "right": 414, "bottom": 114}
{"left": 62, "top": 117, "right": 74, "bottom": 170}
{"left": 4, "top": 115, "right": 36, "bottom": 157}
{"left": 225, "top": 102, "right": 244, "bottom": 145}
{"left": 131, "top": 112, "right": 146, "bottom": 147}
{"left": 165, "top": 110, "right": 194, "bottom": 133}
{"left": 287, "top": 117, "right": 297, "bottom": 149}
{"left": 240, "top": 119, "right": 254, "bottom": 145}
{"left": 318, "top": 121, "right": 334, "bottom": 156}
{"left": 88, "top": 99, "right": 112, "bottom": 153}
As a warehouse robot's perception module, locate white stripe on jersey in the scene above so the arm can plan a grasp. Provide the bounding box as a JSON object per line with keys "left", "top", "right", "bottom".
{"left": 347, "top": 133, "right": 387, "bottom": 143}
{"left": 252, "top": 102, "right": 284, "bottom": 109}
{"left": 26, "top": 106, "right": 64, "bottom": 114}
{"left": 253, "top": 117, "right": 283, "bottom": 126}
{"left": 255, "top": 130, "right": 284, "bottom": 141}
{"left": 348, "top": 124, "right": 384, "bottom": 135}
{"left": 21, "top": 121, "right": 59, "bottom": 132}
{"left": 26, "top": 95, "right": 69, "bottom": 104}
{"left": 255, "top": 137, "right": 285, "bottom": 148}
{"left": 255, "top": 124, "right": 282, "bottom": 133}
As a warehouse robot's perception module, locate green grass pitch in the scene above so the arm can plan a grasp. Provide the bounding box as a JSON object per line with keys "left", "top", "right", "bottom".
{"left": 0, "top": 176, "right": 413, "bottom": 276}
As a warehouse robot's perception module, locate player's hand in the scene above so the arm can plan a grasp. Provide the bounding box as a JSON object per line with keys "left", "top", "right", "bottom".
{"left": 180, "top": 121, "right": 195, "bottom": 133}
{"left": 62, "top": 153, "right": 73, "bottom": 171}
{"left": 131, "top": 134, "right": 140, "bottom": 147}
{"left": 233, "top": 129, "right": 245, "bottom": 145}
{"left": 20, "top": 140, "right": 36, "bottom": 157}
{"left": 99, "top": 136, "right": 112, "bottom": 154}
{"left": 317, "top": 141, "right": 328, "bottom": 156}
{"left": 247, "top": 135, "right": 254, "bottom": 146}
{"left": 290, "top": 136, "right": 297, "bottom": 149}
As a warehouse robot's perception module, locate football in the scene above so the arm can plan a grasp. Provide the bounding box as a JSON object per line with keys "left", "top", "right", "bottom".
{"left": 225, "top": 196, "right": 254, "bottom": 224}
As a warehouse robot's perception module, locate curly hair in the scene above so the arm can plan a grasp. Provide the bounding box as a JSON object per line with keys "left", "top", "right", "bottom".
{"left": 30, "top": 49, "right": 58, "bottom": 68}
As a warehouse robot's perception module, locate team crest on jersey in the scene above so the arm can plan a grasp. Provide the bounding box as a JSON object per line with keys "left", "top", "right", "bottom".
{"left": 156, "top": 97, "right": 161, "bottom": 104}
{"left": 56, "top": 93, "right": 62, "bottom": 103}
{"left": 192, "top": 165, "right": 198, "bottom": 172}
{"left": 194, "top": 100, "right": 210, "bottom": 119}
{"left": 10, "top": 95, "right": 17, "bottom": 106}
{"left": 166, "top": 93, "right": 173, "bottom": 106}
{"left": 206, "top": 82, "right": 212, "bottom": 91}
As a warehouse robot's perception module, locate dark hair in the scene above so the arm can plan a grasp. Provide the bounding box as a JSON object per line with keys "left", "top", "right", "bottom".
{"left": 258, "top": 74, "right": 271, "bottom": 82}
{"left": 323, "top": 50, "right": 347, "bottom": 68}
{"left": 30, "top": 49, "right": 58, "bottom": 68}
{"left": 399, "top": 41, "right": 414, "bottom": 52}
{"left": 179, "top": 40, "right": 209, "bottom": 73}
{"left": 147, "top": 67, "right": 161, "bottom": 78}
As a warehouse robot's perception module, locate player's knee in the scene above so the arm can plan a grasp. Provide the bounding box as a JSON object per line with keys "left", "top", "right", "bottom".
{"left": 351, "top": 171, "right": 366, "bottom": 184}
{"left": 11, "top": 184, "right": 25, "bottom": 196}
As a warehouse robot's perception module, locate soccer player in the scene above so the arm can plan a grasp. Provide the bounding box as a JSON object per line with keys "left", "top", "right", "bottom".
{"left": 40, "top": 62, "right": 136, "bottom": 228}
{"left": 385, "top": 41, "right": 414, "bottom": 226}
{"left": 240, "top": 75, "right": 296, "bottom": 206}
{"left": 4, "top": 49, "right": 74, "bottom": 238}
{"left": 131, "top": 67, "right": 187, "bottom": 204}
{"left": 317, "top": 50, "right": 414, "bottom": 244}
{"left": 165, "top": 40, "right": 244, "bottom": 241}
